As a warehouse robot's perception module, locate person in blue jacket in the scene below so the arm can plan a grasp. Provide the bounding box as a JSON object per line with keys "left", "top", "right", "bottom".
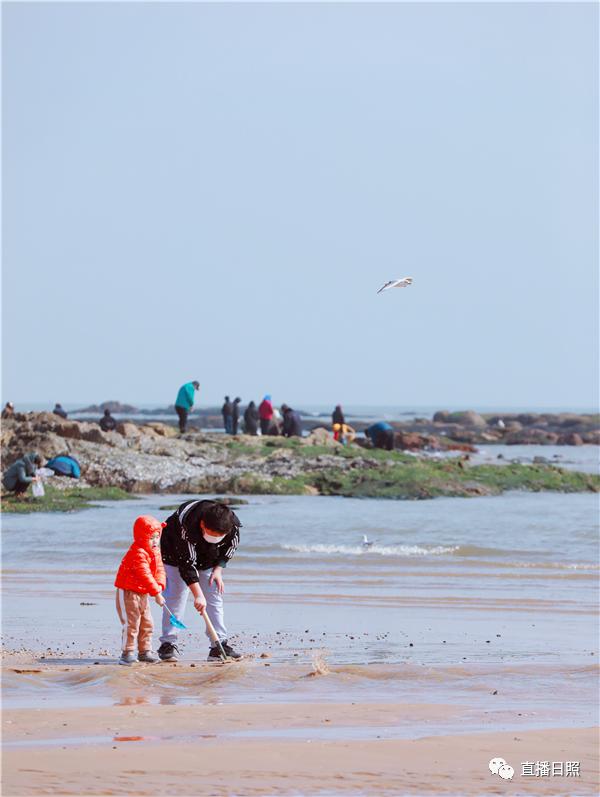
{"left": 364, "top": 421, "right": 395, "bottom": 451}
{"left": 174, "top": 380, "right": 200, "bottom": 433}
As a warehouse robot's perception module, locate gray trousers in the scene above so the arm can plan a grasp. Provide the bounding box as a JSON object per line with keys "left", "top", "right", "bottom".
{"left": 160, "top": 563, "right": 227, "bottom": 646}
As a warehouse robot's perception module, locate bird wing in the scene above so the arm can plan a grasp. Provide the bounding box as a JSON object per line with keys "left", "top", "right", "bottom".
{"left": 377, "top": 277, "right": 413, "bottom": 294}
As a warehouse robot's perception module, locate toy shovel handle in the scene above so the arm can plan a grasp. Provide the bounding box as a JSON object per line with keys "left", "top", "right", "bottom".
{"left": 202, "top": 612, "right": 228, "bottom": 659}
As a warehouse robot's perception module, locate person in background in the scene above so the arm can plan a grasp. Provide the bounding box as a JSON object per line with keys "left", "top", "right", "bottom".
{"left": 332, "top": 405, "right": 345, "bottom": 428}
{"left": 99, "top": 408, "right": 117, "bottom": 432}
{"left": 281, "top": 404, "right": 303, "bottom": 437}
{"left": 259, "top": 395, "right": 274, "bottom": 436}
{"left": 333, "top": 422, "right": 355, "bottom": 446}
{"left": 231, "top": 397, "right": 242, "bottom": 435}
{"left": 114, "top": 515, "right": 166, "bottom": 665}
{"left": 364, "top": 421, "right": 395, "bottom": 451}
{"left": 174, "top": 380, "right": 200, "bottom": 434}
{"left": 53, "top": 403, "right": 68, "bottom": 419}
{"left": 2, "top": 401, "right": 15, "bottom": 419}
{"left": 2, "top": 452, "right": 41, "bottom": 496}
{"left": 222, "top": 396, "right": 233, "bottom": 434}
{"left": 243, "top": 401, "right": 259, "bottom": 435}
{"left": 270, "top": 406, "right": 282, "bottom": 435}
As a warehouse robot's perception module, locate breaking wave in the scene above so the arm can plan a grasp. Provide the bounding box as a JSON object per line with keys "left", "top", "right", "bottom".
{"left": 280, "top": 543, "right": 458, "bottom": 557}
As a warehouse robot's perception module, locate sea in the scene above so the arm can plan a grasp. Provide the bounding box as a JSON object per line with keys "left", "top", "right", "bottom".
{"left": 2, "top": 487, "right": 599, "bottom": 735}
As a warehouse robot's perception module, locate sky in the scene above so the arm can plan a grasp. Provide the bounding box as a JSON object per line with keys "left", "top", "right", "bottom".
{"left": 2, "top": 2, "right": 598, "bottom": 409}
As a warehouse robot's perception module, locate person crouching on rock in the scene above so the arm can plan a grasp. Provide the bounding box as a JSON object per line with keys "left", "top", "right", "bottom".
{"left": 114, "top": 516, "right": 167, "bottom": 665}
{"left": 2, "top": 452, "right": 41, "bottom": 496}
{"left": 158, "top": 500, "right": 242, "bottom": 662}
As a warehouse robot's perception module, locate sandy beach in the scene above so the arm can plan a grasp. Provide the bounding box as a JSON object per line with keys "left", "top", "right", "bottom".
{"left": 2, "top": 681, "right": 598, "bottom": 795}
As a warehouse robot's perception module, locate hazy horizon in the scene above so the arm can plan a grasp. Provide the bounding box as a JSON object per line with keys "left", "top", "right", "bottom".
{"left": 2, "top": 3, "right": 598, "bottom": 409}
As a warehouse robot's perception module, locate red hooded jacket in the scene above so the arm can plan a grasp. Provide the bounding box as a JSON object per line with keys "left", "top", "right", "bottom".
{"left": 114, "top": 516, "right": 166, "bottom": 596}
{"left": 259, "top": 399, "right": 273, "bottom": 421}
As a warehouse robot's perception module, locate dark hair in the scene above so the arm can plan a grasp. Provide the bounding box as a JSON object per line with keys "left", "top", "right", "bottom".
{"left": 202, "top": 502, "right": 240, "bottom": 534}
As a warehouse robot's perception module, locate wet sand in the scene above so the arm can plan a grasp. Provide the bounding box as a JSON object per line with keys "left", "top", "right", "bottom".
{"left": 2, "top": 687, "right": 598, "bottom": 796}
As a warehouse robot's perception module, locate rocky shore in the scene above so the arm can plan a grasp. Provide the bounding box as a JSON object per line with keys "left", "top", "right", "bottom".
{"left": 70, "top": 403, "right": 600, "bottom": 445}
{"left": 1, "top": 412, "right": 598, "bottom": 503}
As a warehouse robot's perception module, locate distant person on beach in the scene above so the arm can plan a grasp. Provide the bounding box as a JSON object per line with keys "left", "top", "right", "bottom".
{"left": 53, "top": 403, "right": 68, "bottom": 419}
{"left": 259, "top": 395, "right": 274, "bottom": 435}
{"left": 281, "top": 404, "right": 302, "bottom": 437}
{"left": 232, "top": 397, "right": 242, "bottom": 435}
{"left": 243, "top": 401, "right": 259, "bottom": 435}
{"left": 2, "top": 401, "right": 15, "bottom": 419}
{"left": 2, "top": 452, "right": 41, "bottom": 496}
{"left": 158, "top": 499, "right": 242, "bottom": 662}
{"left": 332, "top": 405, "right": 345, "bottom": 428}
{"left": 333, "top": 423, "right": 355, "bottom": 446}
{"left": 114, "top": 515, "right": 166, "bottom": 665}
{"left": 99, "top": 408, "right": 117, "bottom": 432}
{"left": 364, "top": 421, "right": 395, "bottom": 451}
{"left": 174, "top": 380, "right": 200, "bottom": 434}
{"left": 222, "top": 396, "right": 233, "bottom": 434}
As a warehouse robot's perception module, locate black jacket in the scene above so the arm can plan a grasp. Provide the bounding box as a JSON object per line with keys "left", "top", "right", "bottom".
{"left": 222, "top": 400, "right": 233, "bottom": 418}
{"left": 282, "top": 408, "right": 302, "bottom": 437}
{"left": 332, "top": 407, "right": 345, "bottom": 426}
{"left": 99, "top": 414, "right": 117, "bottom": 432}
{"left": 244, "top": 404, "right": 259, "bottom": 433}
{"left": 160, "top": 500, "right": 241, "bottom": 585}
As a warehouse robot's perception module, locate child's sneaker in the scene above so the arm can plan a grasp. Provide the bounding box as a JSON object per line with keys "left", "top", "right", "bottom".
{"left": 138, "top": 650, "right": 159, "bottom": 663}
{"left": 119, "top": 651, "right": 136, "bottom": 666}
{"left": 157, "top": 642, "right": 179, "bottom": 661}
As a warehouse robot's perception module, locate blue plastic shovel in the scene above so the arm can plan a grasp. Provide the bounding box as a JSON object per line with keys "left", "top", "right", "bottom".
{"left": 164, "top": 604, "right": 187, "bottom": 630}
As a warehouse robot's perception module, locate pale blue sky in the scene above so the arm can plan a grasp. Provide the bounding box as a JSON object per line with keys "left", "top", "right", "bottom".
{"left": 2, "top": 2, "right": 597, "bottom": 408}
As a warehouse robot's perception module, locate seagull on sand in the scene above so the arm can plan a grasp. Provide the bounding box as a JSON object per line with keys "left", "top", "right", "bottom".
{"left": 362, "top": 535, "right": 374, "bottom": 548}
{"left": 377, "top": 276, "right": 413, "bottom": 294}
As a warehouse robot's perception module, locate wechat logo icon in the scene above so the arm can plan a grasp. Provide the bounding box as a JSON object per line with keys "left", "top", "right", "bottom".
{"left": 489, "top": 757, "right": 514, "bottom": 780}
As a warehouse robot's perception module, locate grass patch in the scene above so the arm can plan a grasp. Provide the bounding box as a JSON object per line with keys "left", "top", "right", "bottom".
{"left": 1, "top": 485, "right": 133, "bottom": 513}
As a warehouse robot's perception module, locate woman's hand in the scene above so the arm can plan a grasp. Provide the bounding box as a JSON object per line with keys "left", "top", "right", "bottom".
{"left": 209, "top": 566, "right": 225, "bottom": 594}
{"left": 193, "top": 595, "right": 207, "bottom": 614}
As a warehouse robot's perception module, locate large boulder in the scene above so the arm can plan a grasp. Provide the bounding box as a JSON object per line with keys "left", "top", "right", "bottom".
{"left": 557, "top": 432, "right": 584, "bottom": 446}
{"left": 116, "top": 422, "right": 141, "bottom": 439}
{"left": 302, "top": 428, "right": 340, "bottom": 447}
{"left": 433, "top": 410, "right": 450, "bottom": 423}
{"left": 144, "top": 422, "right": 179, "bottom": 438}
{"left": 446, "top": 411, "right": 487, "bottom": 428}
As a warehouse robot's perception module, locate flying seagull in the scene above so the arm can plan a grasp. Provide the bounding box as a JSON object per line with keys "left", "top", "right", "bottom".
{"left": 377, "top": 277, "right": 413, "bottom": 294}
{"left": 362, "top": 535, "right": 374, "bottom": 548}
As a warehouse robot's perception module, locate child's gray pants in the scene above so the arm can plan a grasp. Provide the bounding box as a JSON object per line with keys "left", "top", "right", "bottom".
{"left": 159, "top": 563, "right": 227, "bottom": 646}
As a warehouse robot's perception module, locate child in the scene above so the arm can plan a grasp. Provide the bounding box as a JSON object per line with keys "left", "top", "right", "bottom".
{"left": 115, "top": 515, "right": 166, "bottom": 665}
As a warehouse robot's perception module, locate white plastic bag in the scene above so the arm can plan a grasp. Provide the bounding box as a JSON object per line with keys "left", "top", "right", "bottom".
{"left": 32, "top": 479, "right": 45, "bottom": 498}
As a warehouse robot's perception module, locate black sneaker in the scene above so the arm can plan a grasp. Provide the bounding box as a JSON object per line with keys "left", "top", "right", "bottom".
{"left": 208, "top": 640, "right": 242, "bottom": 661}
{"left": 158, "top": 642, "right": 179, "bottom": 662}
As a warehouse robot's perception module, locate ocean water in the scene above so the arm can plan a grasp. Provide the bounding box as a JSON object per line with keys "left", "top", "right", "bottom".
{"left": 2, "top": 491, "right": 598, "bottom": 726}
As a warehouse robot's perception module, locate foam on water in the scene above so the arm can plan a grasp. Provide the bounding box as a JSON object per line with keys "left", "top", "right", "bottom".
{"left": 281, "top": 543, "right": 459, "bottom": 557}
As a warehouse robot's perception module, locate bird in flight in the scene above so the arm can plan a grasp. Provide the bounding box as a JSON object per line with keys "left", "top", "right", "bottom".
{"left": 377, "top": 277, "right": 413, "bottom": 294}
{"left": 362, "top": 535, "right": 374, "bottom": 548}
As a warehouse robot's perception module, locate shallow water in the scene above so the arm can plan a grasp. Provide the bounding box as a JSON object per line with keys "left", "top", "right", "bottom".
{"left": 2, "top": 491, "right": 598, "bottom": 725}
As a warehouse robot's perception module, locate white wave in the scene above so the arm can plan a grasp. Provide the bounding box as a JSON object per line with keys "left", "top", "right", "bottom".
{"left": 280, "top": 543, "right": 459, "bottom": 557}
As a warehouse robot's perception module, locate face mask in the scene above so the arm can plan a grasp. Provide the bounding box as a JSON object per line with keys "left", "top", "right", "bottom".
{"left": 202, "top": 532, "right": 226, "bottom": 545}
